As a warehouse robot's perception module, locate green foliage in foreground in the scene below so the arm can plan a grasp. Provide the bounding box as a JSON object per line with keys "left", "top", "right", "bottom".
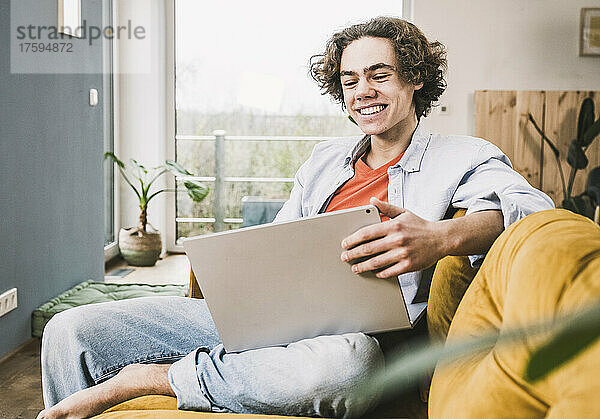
{"left": 363, "top": 301, "right": 600, "bottom": 402}
{"left": 525, "top": 303, "right": 600, "bottom": 381}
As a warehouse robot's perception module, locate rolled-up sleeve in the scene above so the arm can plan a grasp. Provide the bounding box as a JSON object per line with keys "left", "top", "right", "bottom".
{"left": 451, "top": 143, "right": 555, "bottom": 265}
{"left": 273, "top": 161, "right": 307, "bottom": 223}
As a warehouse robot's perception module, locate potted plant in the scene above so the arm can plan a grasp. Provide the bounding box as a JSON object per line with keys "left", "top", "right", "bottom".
{"left": 105, "top": 152, "right": 209, "bottom": 266}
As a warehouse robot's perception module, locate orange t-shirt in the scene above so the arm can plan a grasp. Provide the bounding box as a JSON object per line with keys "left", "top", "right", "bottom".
{"left": 325, "top": 151, "right": 404, "bottom": 221}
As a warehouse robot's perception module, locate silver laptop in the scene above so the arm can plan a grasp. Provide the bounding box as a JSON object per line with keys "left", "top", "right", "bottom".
{"left": 183, "top": 205, "right": 414, "bottom": 352}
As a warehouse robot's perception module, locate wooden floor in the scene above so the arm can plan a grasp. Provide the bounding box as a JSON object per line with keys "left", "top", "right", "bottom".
{"left": 0, "top": 254, "right": 189, "bottom": 418}
{"left": 0, "top": 339, "right": 44, "bottom": 418}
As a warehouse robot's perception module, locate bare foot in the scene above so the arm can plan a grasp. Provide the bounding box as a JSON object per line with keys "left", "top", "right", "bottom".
{"left": 37, "top": 363, "right": 174, "bottom": 419}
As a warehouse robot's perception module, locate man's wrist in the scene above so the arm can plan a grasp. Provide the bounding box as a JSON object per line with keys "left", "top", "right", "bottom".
{"left": 435, "top": 219, "right": 459, "bottom": 258}
{"left": 434, "top": 210, "right": 504, "bottom": 257}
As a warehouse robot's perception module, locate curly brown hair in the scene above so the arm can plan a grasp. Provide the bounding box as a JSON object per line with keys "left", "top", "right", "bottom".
{"left": 309, "top": 17, "right": 447, "bottom": 118}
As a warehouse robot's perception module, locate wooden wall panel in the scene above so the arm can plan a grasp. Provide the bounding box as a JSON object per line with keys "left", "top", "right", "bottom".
{"left": 515, "top": 91, "right": 545, "bottom": 189}
{"left": 474, "top": 90, "right": 517, "bottom": 161}
{"left": 475, "top": 90, "right": 600, "bottom": 207}
{"left": 474, "top": 90, "right": 545, "bottom": 189}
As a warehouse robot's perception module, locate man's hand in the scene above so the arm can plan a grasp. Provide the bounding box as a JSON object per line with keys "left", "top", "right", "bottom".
{"left": 341, "top": 198, "right": 449, "bottom": 278}
{"left": 340, "top": 197, "right": 505, "bottom": 278}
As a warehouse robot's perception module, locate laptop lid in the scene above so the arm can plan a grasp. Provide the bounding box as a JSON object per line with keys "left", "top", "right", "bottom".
{"left": 183, "top": 205, "right": 412, "bottom": 352}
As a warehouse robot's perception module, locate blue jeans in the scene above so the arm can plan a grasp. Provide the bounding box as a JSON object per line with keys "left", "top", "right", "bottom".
{"left": 41, "top": 296, "right": 384, "bottom": 418}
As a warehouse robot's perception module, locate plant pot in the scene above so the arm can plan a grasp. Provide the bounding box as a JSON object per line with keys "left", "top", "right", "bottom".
{"left": 118, "top": 227, "right": 162, "bottom": 266}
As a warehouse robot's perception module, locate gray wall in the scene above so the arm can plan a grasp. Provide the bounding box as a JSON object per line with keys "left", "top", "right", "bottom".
{"left": 0, "top": 0, "right": 105, "bottom": 359}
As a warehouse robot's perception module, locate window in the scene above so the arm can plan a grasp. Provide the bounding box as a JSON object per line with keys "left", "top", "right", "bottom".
{"left": 173, "top": 1, "right": 403, "bottom": 241}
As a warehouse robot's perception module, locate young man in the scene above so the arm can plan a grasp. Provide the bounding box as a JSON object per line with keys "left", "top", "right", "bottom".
{"left": 38, "top": 17, "right": 553, "bottom": 419}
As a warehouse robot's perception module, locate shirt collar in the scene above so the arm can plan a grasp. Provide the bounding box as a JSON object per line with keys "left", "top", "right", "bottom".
{"left": 343, "top": 135, "right": 371, "bottom": 168}
{"left": 343, "top": 122, "right": 431, "bottom": 173}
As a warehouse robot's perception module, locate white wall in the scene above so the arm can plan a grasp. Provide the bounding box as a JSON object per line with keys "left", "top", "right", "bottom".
{"left": 116, "top": 0, "right": 169, "bottom": 254}
{"left": 413, "top": 0, "right": 600, "bottom": 136}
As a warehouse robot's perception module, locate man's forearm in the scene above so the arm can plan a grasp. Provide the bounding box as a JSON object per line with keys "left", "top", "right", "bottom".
{"left": 438, "top": 209, "right": 504, "bottom": 257}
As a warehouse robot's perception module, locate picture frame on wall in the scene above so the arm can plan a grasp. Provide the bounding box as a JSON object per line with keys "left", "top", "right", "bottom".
{"left": 580, "top": 8, "right": 600, "bottom": 56}
{"left": 58, "top": 0, "right": 82, "bottom": 38}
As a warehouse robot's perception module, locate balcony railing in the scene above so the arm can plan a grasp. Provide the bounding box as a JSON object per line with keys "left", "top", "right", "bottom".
{"left": 175, "top": 131, "right": 350, "bottom": 232}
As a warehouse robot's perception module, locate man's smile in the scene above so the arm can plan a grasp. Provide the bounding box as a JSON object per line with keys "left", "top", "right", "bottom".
{"left": 356, "top": 104, "right": 388, "bottom": 116}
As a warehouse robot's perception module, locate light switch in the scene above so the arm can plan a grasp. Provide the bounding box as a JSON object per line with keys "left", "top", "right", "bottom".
{"left": 89, "top": 88, "right": 99, "bottom": 106}
{"left": 437, "top": 103, "right": 450, "bottom": 115}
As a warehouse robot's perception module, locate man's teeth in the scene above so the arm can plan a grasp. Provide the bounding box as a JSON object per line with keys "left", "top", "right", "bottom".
{"left": 358, "top": 105, "right": 385, "bottom": 115}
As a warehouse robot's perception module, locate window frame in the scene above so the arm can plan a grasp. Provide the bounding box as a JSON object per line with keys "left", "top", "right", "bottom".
{"left": 165, "top": 0, "right": 179, "bottom": 252}
{"left": 103, "top": 0, "right": 120, "bottom": 262}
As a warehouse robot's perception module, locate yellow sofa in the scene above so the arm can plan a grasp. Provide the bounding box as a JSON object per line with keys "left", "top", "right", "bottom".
{"left": 96, "top": 209, "right": 600, "bottom": 418}
{"left": 429, "top": 209, "right": 600, "bottom": 418}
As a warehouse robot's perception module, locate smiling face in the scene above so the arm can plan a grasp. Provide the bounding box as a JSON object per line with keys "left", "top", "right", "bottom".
{"left": 340, "top": 37, "right": 422, "bottom": 141}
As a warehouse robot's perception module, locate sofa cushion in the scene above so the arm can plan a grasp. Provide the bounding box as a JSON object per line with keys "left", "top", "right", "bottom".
{"left": 429, "top": 209, "right": 600, "bottom": 418}
{"left": 103, "top": 395, "right": 178, "bottom": 411}
{"left": 96, "top": 395, "right": 306, "bottom": 418}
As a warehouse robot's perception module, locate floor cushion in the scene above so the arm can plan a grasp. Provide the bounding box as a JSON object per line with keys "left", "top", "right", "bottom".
{"left": 32, "top": 281, "right": 188, "bottom": 337}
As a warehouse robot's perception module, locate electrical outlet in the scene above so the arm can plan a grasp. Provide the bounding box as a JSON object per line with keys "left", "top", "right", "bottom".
{"left": 0, "top": 288, "right": 17, "bottom": 317}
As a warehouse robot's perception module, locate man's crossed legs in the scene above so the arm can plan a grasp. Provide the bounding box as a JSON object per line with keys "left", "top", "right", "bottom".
{"left": 41, "top": 296, "right": 384, "bottom": 418}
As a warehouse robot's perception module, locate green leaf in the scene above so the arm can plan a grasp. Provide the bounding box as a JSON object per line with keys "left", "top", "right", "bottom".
{"left": 525, "top": 305, "right": 600, "bottom": 382}
{"left": 567, "top": 139, "right": 588, "bottom": 170}
{"left": 561, "top": 194, "right": 594, "bottom": 218}
{"left": 120, "top": 168, "right": 142, "bottom": 202}
{"left": 145, "top": 168, "right": 168, "bottom": 193}
{"left": 184, "top": 180, "right": 209, "bottom": 202}
{"left": 129, "top": 159, "right": 148, "bottom": 174}
{"left": 165, "top": 160, "right": 193, "bottom": 177}
{"left": 582, "top": 118, "right": 600, "bottom": 148}
{"left": 145, "top": 188, "right": 166, "bottom": 204}
{"left": 104, "top": 152, "right": 125, "bottom": 169}
{"left": 356, "top": 302, "right": 600, "bottom": 403}
{"left": 128, "top": 159, "right": 149, "bottom": 189}
{"left": 579, "top": 194, "right": 595, "bottom": 219}
{"left": 138, "top": 177, "right": 149, "bottom": 205}
{"left": 561, "top": 197, "right": 579, "bottom": 213}
{"left": 348, "top": 114, "right": 358, "bottom": 126}
{"left": 364, "top": 333, "right": 499, "bottom": 401}
{"left": 105, "top": 152, "right": 142, "bottom": 200}
{"left": 577, "top": 98, "right": 595, "bottom": 145}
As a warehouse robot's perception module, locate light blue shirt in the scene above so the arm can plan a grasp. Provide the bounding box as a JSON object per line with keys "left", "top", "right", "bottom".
{"left": 274, "top": 123, "right": 554, "bottom": 322}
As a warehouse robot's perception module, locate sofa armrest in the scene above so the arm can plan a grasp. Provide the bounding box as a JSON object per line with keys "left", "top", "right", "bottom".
{"left": 427, "top": 209, "right": 478, "bottom": 342}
